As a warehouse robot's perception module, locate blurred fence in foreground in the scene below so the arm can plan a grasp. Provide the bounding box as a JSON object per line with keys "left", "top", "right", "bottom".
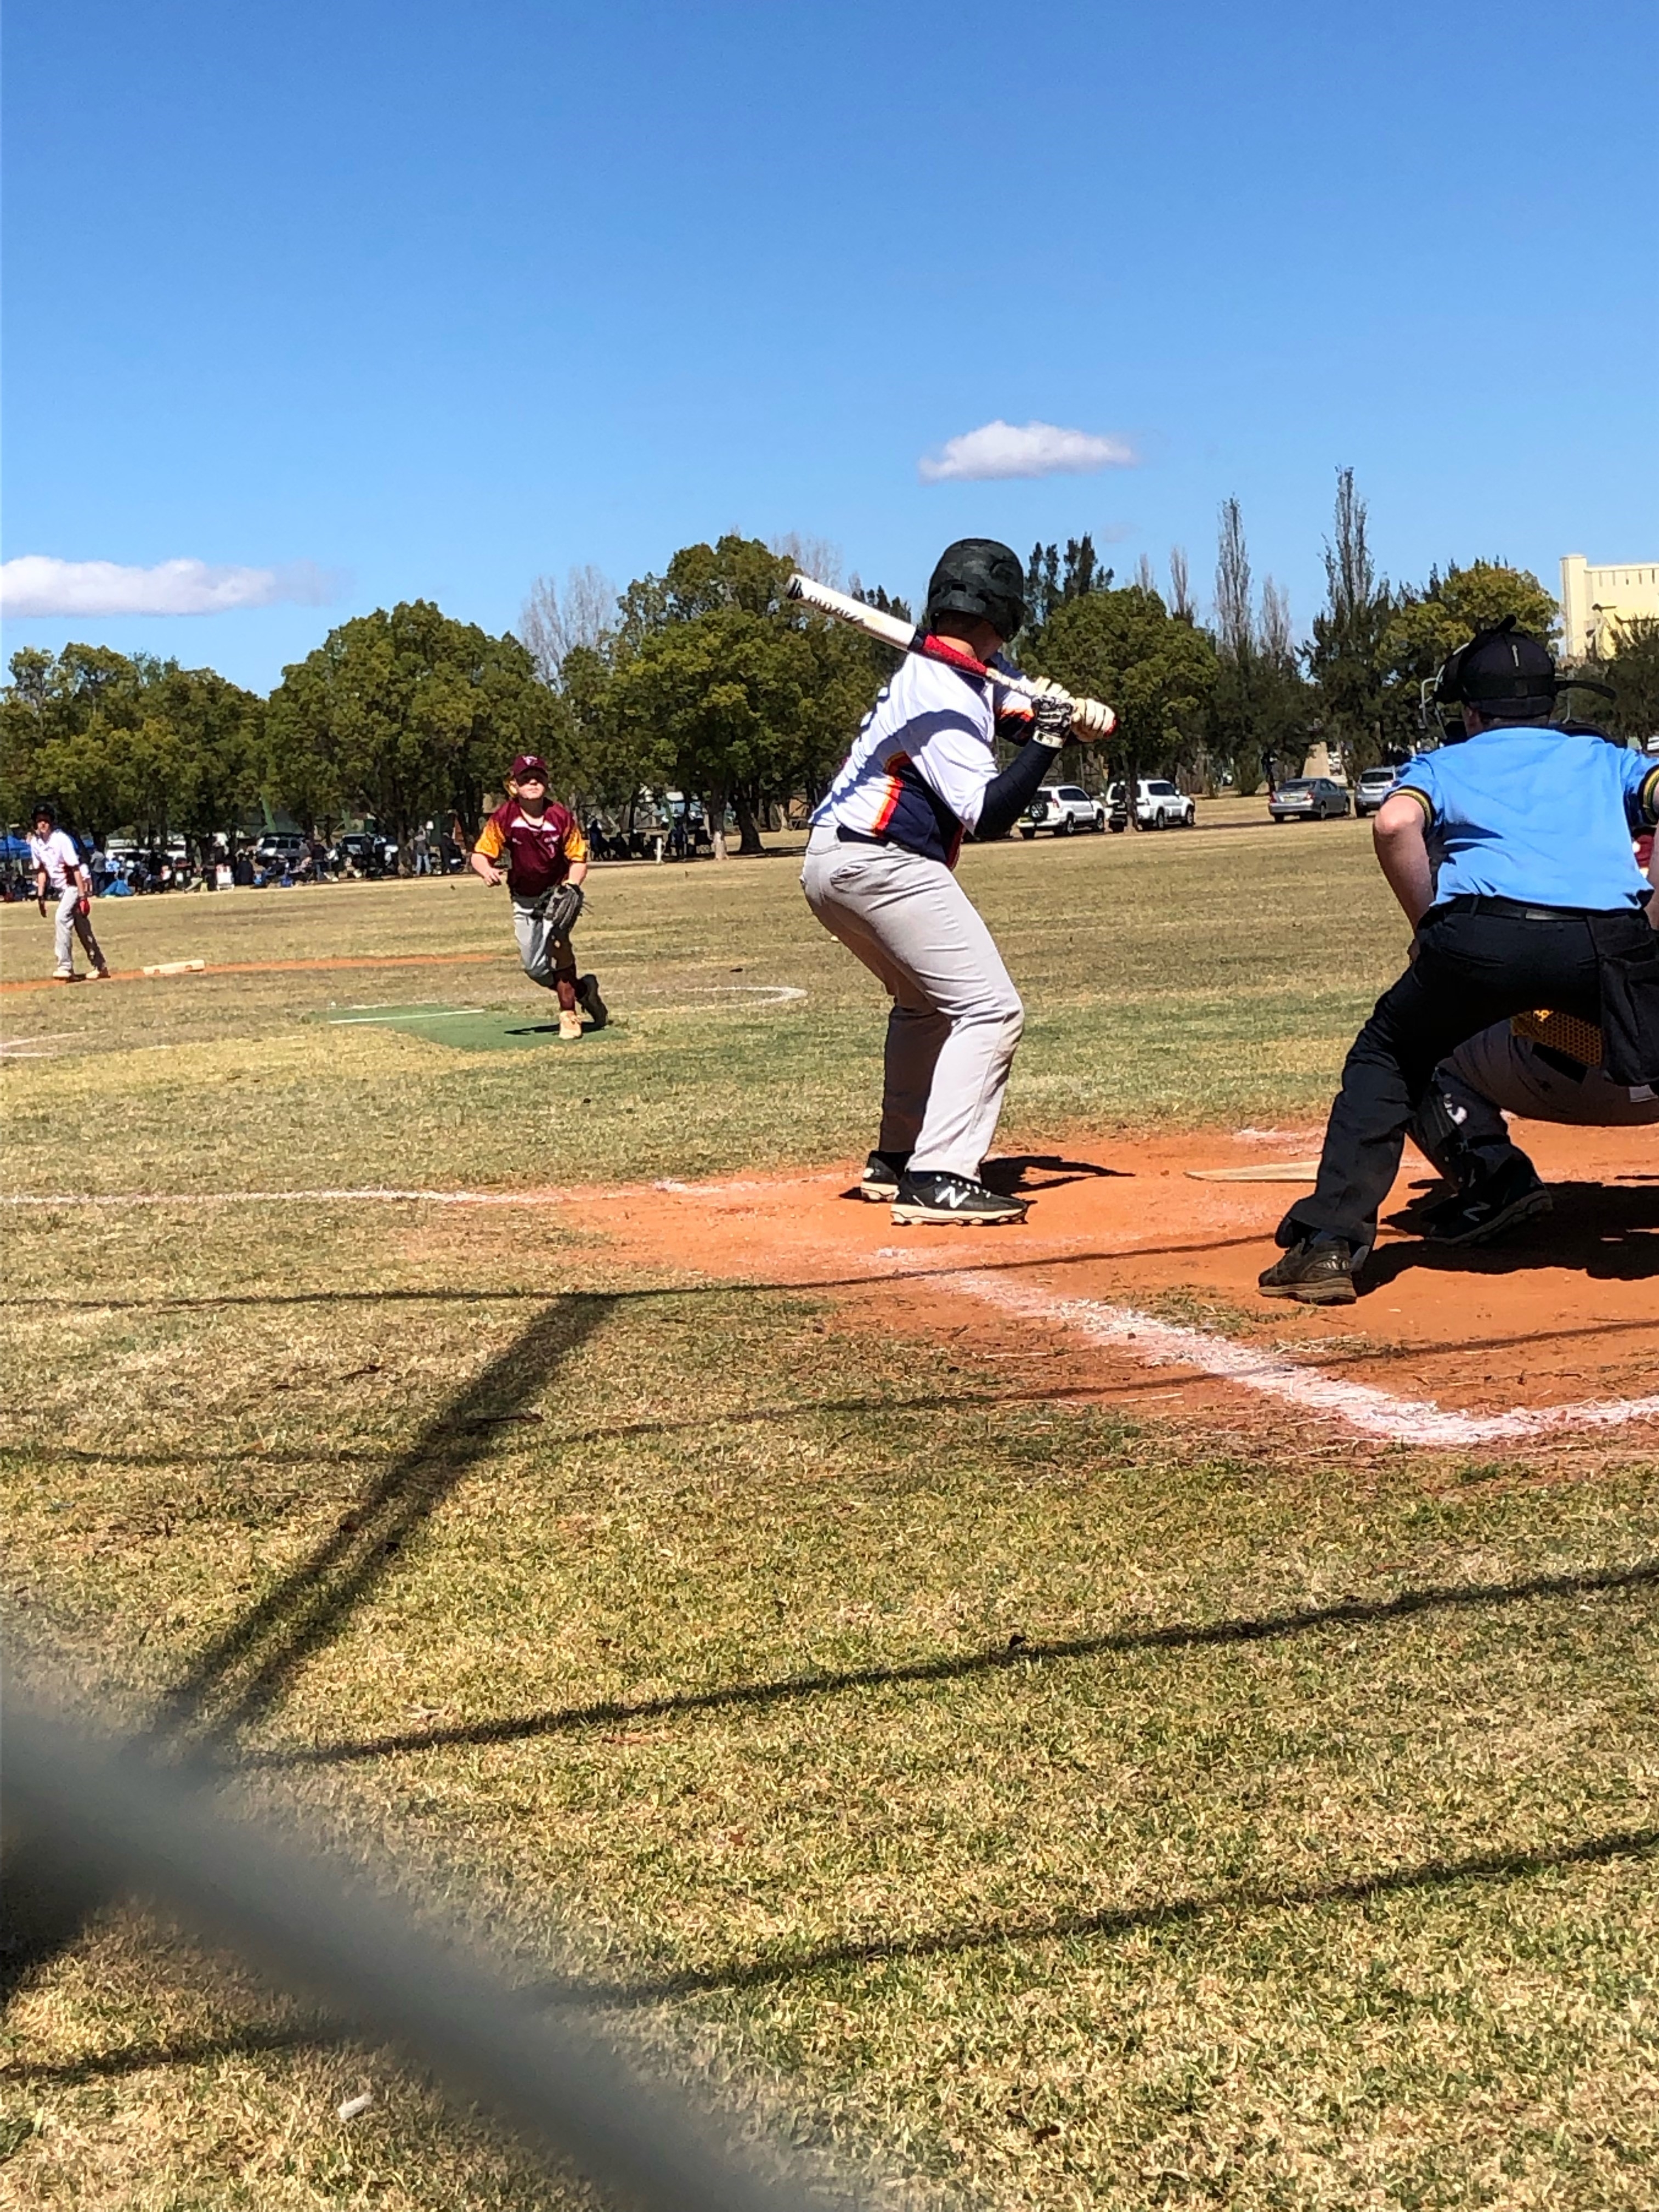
{"left": 2, "top": 1694, "right": 879, "bottom": 2212}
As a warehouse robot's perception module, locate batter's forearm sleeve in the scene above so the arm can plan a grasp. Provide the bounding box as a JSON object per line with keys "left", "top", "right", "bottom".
{"left": 973, "top": 738, "right": 1058, "bottom": 843}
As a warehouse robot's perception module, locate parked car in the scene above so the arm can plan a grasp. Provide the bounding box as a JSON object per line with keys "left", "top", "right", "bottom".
{"left": 1354, "top": 764, "right": 1401, "bottom": 816}
{"left": 255, "top": 831, "right": 310, "bottom": 866}
{"left": 1020, "top": 783, "right": 1105, "bottom": 837}
{"left": 1269, "top": 777, "right": 1351, "bottom": 822}
{"left": 1108, "top": 778, "right": 1195, "bottom": 831}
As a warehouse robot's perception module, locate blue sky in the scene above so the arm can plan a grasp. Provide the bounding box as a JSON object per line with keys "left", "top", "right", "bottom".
{"left": 4, "top": 0, "right": 1655, "bottom": 692}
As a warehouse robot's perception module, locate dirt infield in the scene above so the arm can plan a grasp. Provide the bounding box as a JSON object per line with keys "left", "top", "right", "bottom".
{"left": 558, "top": 1121, "right": 1659, "bottom": 1451}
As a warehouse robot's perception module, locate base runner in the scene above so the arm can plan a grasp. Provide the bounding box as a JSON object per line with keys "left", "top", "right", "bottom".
{"left": 800, "top": 538, "right": 1092, "bottom": 1226}
{"left": 30, "top": 803, "right": 109, "bottom": 981}
{"left": 469, "top": 754, "right": 605, "bottom": 1039}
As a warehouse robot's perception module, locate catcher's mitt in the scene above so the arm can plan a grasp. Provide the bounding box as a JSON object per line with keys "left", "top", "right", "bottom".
{"left": 538, "top": 882, "right": 584, "bottom": 938}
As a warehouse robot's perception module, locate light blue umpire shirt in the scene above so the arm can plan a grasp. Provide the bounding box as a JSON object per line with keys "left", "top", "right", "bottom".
{"left": 1393, "top": 726, "right": 1659, "bottom": 911}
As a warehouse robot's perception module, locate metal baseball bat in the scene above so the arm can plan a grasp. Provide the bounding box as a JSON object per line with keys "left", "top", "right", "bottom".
{"left": 785, "top": 573, "right": 1117, "bottom": 738}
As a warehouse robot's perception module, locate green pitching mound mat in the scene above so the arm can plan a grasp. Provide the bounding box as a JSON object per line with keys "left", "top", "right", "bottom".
{"left": 309, "top": 1002, "right": 607, "bottom": 1052}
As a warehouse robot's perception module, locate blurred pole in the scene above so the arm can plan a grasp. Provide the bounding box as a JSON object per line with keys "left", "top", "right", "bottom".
{"left": 2, "top": 1696, "right": 872, "bottom": 2212}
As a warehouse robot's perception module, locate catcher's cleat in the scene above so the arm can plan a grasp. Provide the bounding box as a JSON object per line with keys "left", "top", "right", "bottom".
{"left": 577, "top": 973, "right": 607, "bottom": 1029}
{"left": 860, "top": 1149, "right": 911, "bottom": 1203}
{"left": 891, "top": 1171, "right": 1029, "bottom": 1226}
{"left": 1418, "top": 1160, "right": 1551, "bottom": 1248}
{"left": 558, "top": 1009, "right": 584, "bottom": 1041}
{"left": 1258, "top": 1237, "right": 1357, "bottom": 1304}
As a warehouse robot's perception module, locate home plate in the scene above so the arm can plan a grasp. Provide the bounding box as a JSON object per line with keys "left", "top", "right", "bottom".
{"left": 1187, "top": 1160, "right": 1322, "bottom": 1182}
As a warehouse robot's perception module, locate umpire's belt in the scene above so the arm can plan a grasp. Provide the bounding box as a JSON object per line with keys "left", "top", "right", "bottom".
{"left": 1427, "top": 894, "right": 1638, "bottom": 923}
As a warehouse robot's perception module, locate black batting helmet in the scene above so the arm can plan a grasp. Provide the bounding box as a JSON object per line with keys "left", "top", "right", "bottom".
{"left": 925, "top": 539, "right": 1026, "bottom": 642}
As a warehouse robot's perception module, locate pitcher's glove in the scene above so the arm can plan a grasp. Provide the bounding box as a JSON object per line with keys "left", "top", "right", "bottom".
{"left": 1030, "top": 678, "right": 1075, "bottom": 749}
{"left": 540, "top": 882, "right": 584, "bottom": 938}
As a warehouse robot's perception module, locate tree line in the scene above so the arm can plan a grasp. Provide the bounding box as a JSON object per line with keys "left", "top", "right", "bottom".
{"left": 5, "top": 474, "right": 1656, "bottom": 865}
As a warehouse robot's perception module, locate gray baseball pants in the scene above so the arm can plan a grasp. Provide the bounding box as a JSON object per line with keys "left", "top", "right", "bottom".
{"left": 1412, "top": 1022, "right": 1659, "bottom": 1183}
{"left": 801, "top": 827, "right": 1023, "bottom": 1180}
{"left": 511, "top": 898, "right": 575, "bottom": 990}
{"left": 52, "top": 887, "right": 105, "bottom": 976}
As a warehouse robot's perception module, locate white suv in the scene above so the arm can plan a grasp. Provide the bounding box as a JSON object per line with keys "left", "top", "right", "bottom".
{"left": 1020, "top": 783, "right": 1106, "bottom": 837}
{"left": 1109, "top": 778, "right": 1195, "bottom": 830}
{"left": 1355, "top": 764, "right": 1400, "bottom": 816}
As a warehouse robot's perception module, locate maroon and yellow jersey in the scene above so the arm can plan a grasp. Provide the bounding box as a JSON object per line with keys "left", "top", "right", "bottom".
{"left": 475, "top": 799, "right": 587, "bottom": 899}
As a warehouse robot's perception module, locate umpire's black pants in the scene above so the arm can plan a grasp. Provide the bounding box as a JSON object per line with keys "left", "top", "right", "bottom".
{"left": 1279, "top": 900, "right": 1653, "bottom": 1254}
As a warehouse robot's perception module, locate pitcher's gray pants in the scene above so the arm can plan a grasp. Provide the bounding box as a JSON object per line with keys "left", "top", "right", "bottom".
{"left": 801, "top": 828, "right": 1023, "bottom": 1180}
{"left": 511, "top": 898, "right": 574, "bottom": 991}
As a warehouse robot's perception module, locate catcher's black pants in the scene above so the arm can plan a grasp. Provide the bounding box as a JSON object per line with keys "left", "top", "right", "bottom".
{"left": 1279, "top": 900, "right": 1652, "bottom": 1253}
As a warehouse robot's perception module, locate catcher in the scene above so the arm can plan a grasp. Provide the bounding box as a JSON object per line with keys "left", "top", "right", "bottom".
{"left": 1405, "top": 1009, "right": 1659, "bottom": 1243}
{"left": 469, "top": 753, "right": 605, "bottom": 1039}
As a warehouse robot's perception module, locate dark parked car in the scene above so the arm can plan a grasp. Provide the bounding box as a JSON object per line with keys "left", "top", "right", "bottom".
{"left": 1269, "top": 777, "right": 1351, "bottom": 822}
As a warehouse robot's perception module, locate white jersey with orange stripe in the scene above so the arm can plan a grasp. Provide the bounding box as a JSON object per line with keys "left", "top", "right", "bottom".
{"left": 810, "top": 645, "right": 1034, "bottom": 868}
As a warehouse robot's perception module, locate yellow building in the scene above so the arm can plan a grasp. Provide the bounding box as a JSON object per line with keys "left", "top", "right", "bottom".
{"left": 1560, "top": 553, "right": 1659, "bottom": 658}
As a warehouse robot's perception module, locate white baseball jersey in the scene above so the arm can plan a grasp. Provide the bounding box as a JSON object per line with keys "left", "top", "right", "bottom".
{"left": 811, "top": 646, "right": 1034, "bottom": 867}
{"left": 29, "top": 829, "right": 82, "bottom": 891}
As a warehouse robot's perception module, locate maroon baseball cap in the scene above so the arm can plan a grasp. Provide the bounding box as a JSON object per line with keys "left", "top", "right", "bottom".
{"left": 510, "top": 754, "right": 548, "bottom": 781}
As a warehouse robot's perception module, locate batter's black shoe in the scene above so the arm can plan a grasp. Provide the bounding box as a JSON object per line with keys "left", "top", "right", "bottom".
{"left": 1419, "top": 1160, "right": 1551, "bottom": 1247}
{"left": 1259, "top": 1237, "right": 1358, "bottom": 1304}
{"left": 576, "top": 974, "right": 607, "bottom": 1029}
{"left": 860, "top": 1150, "right": 910, "bottom": 1203}
{"left": 891, "top": 1171, "right": 1029, "bottom": 1226}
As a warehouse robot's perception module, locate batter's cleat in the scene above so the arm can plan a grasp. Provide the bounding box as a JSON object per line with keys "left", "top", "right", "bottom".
{"left": 891, "top": 1171, "right": 1029, "bottom": 1226}
{"left": 1418, "top": 1160, "right": 1551, "bottom": 1248}
{"left": 1258, "top": 1237, "right": 1358, "bottom": 1304}
{"left": 860, "top": 1149, "right": 911, "bottom": 1203}
{"left": 576, "top": 974, "right": 607, "bottom": 1029}
{"left": 558, "top": 1009, "right": 584, "bottom": 1040}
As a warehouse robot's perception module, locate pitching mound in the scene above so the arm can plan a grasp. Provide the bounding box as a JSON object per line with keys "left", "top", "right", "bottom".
{"left": 562, "top": 1122, "right": 1659, "bottom": 1453}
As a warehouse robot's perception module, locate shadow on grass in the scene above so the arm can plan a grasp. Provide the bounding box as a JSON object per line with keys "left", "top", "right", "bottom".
{"left": 247, "top": 1555, "right": 1659, "bottom": 1775}
{"left": 0, "top": 2020, "right": 336, "bottom": 2084}
{"left": 584, "top": 1820, "right": 1659, "bottom": 2006}
{"left": 1, "top": 1291, "right": 612, "bottom": 2010}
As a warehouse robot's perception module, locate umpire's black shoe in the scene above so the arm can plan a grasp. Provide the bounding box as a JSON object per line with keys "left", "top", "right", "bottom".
{"left": 576, "top": 974, "right": 607, "bottom": 1029}
{"left": 1258, "top": 1237, "right": 1358, "bottom": 1304}
{"left": 1419, "top": 1160, "right": 1551, "bottom": 1247}
{"left": 891, "top": 1171, "right": 1029, "bottom": 1226}
{"left": 860, "top": 1149, "right": 911, "bottom": 1203}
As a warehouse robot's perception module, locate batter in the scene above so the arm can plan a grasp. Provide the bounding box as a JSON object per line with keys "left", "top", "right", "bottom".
{"left": 801, "top": 538, "right": 1092, "bottom": 1226}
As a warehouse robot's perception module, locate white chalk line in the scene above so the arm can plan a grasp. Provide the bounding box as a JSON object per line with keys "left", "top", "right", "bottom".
{"left": 937, "top": 1270, "right": 1659, "bottom": 1448}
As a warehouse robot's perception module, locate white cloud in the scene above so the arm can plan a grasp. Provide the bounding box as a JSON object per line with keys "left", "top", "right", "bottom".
{"left": 918, "top": 419, "right": 1137, "bottom": 484}
{"left": 0, "top": 556, "right": 337, "bottom": 619}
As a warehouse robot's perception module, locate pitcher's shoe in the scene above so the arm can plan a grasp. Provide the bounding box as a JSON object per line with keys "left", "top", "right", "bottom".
{"left": 1258, "top": 1236, "right": 1357, "bottom": 1304}
{"left": 576, "top": 973, "right": 607, "bottom": 1029}
{"left": 891, "top": 1171, "right": 1028, "bottom": 1226}
{"left": 860, "top": 1150, "right": 911, "bottom": 1203}
{"left": 558, "top": 1008, "right": 584, "bottom": 1040}
{"left": 1419, "top": 1160, "right": 1551, "bottom": 1247}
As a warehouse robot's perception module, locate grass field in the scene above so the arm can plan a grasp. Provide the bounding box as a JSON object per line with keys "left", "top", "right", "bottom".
{"left": 5, "top": 822, "right": 1659, "bottom": 2211}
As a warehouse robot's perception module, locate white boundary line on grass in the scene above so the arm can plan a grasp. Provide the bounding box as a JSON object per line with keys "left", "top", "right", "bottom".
{"left": 946, "top": 1270, "right": 1659, "bottom": 1448}
{"left": 0, "top": 1170, "right": 850, "bottom": 1211}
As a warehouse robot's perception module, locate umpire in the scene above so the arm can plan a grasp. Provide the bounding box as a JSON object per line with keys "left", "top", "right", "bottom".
{"left": 1262, "top": 619, "right": 1659, "bottom": 1303}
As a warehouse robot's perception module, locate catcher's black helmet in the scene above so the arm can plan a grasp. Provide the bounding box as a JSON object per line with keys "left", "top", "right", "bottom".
{"left": 925, "top": 539, "right": 1026, "bottom": 642}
